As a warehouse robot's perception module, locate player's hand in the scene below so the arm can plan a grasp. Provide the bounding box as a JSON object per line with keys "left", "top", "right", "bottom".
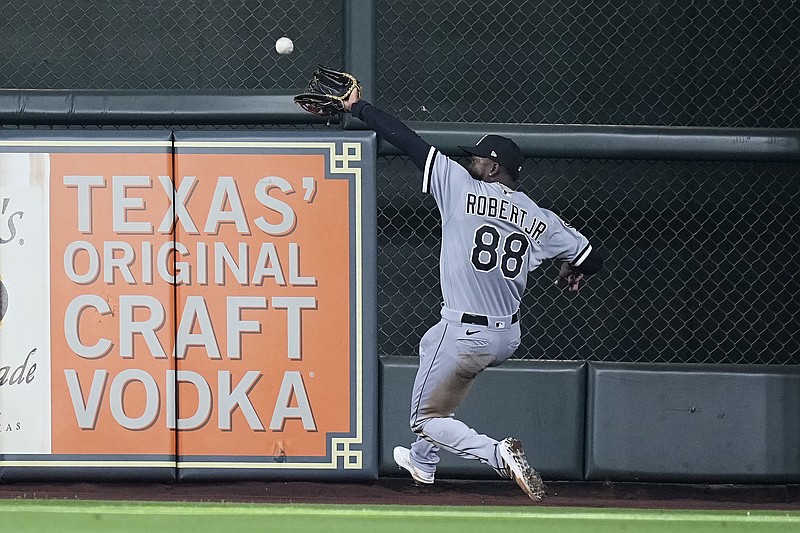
{"left": 343, "top": 86, "right": 360, "bottom": 112}
{"left": 555, "top": 262, "right": 584, "bottom": 292}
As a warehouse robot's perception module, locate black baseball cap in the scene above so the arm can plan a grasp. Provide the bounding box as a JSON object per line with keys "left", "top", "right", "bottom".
{"left": 459, "top": 135, "right": 524, "bottom": 177}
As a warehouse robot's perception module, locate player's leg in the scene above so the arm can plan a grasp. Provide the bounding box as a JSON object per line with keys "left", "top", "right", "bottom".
{"left": 409, "top": 434, "right": 438, "bottom": 471}
{"left": 398, "top": 320, "right": 546, "bottom": 500}
{"left": 409, "top": 321, "right": 518, "bottom": 472}
{"left": 413, "top": 415, "right": 506, "bottom": 474}
{"left": 392, "top": 435, "right": 438, "bottom": 484}
{"left": 394, "top": 320, "right": 448, "bottom": 481}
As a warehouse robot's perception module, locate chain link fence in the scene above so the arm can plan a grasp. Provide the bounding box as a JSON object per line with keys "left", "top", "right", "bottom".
{"left": 378, "top": 156, "right": 800, "bottom": 365}
{"left": 1, "top": 1, "right": 798, "bottom": 364}
{"left": 0, "top": 0, "right": 341, "bottom": 91}
{"left": 377, "top": 1, "right": 800, "bottom": 128}
{"left": 2, "top": 1, "right": 797, "bottom": 128}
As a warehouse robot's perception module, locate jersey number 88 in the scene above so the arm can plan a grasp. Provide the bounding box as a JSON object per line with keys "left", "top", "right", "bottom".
{"left": 470, "top": 224, "right": 529, "bottom": 278}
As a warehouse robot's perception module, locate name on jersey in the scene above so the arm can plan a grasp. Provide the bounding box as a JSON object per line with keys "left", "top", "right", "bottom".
{"left": 465, "top": 193, "right": 547, "bottom": 243}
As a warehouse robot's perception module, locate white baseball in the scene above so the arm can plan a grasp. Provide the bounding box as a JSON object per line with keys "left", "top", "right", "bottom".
{"left": 275, "top": 37, "right": 294, "bottom": 55}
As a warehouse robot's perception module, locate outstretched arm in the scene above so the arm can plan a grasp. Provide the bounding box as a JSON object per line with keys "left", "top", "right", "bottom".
{"left": 344, "top": 89, "right": 431, "bottom": 171}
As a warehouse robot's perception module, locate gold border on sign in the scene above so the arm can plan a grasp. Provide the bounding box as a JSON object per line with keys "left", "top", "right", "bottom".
{"left": 0, "top": 141, "right": 173, "bottom": 147}
{"left": 173, "top": 141, "right": 365, "bottom": 470}
{"left": 0, "top": 141, "right": 365, "bottom": 471}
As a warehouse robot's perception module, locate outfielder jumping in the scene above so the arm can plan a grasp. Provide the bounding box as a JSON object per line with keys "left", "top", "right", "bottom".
{"left": 346, "top": 89, "right": 604, "bottom": 501}
{"left": 296, "top": 67, "right": 605, "bottom": 501}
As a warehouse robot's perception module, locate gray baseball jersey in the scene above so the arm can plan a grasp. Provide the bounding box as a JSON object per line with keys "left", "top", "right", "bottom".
{"left": 423, "top": 147, "right": 592, "bottom": 317}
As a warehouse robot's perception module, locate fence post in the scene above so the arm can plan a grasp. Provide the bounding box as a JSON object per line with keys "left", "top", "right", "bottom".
{"left": 342, "top": 0, "right": 375, "bottom": 130}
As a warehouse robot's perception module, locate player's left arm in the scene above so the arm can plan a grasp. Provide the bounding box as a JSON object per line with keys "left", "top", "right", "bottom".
{"left": 345, "top": 90, "right": 432, "bottom": 171}
{"left": 345, "top": 89, "right": 467, "bottom": 220}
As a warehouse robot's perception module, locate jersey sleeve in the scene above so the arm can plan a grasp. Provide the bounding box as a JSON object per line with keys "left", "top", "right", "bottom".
{"left": 542, "top": 208, "right": 593, "bottom": 268}
{"left": 422, "top": 148, "right": 471, "bottom": 216}
{"left": 350, "top": 100, "right": 431, "bottom": 171}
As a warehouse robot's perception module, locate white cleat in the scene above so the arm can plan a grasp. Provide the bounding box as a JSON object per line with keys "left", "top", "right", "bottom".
{"left": 498, "top": 437, "right": 546, "bottom": 502}
{"left": 393, "top": 446, "right": 434, "bottom": 485}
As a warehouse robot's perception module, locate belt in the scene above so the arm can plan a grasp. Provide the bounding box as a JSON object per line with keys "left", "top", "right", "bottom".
{"left": 461, "top": 311, "right": 519, "bottom": 326}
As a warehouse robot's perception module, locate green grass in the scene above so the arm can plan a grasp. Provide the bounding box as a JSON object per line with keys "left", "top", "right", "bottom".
{"left": 1, "top": 500, "right": 798, "bottom": 533}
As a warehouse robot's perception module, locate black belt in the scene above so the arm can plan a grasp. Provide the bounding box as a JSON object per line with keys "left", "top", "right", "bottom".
{"left": 460, "top": 311, "right": 519, "bottom": 326}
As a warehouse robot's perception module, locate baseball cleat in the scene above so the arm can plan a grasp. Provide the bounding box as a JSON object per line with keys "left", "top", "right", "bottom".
{"left": 393, "top": 446, "right": 434, "bottom": 485}
{"left": 498, "top": 437, "right": 545, "bottom": 502}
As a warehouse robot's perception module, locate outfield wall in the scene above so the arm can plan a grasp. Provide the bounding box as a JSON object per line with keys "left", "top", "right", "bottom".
{"left": 1, "top": 126, "right": 798, "bottom": 484}
{"left": 380, "top": 357, "right": 800, "bottom": 483}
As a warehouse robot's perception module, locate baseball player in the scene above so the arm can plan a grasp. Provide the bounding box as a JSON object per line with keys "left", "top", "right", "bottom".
{"left": 343, "top": 90, "right": 604, "bottom": 501}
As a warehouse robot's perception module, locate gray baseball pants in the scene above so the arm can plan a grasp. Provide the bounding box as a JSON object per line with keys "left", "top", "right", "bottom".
{"left": 407, "top": 311, "right": 521, "bottom": 477}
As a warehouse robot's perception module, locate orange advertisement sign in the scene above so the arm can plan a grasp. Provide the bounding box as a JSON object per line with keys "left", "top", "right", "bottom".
{"left": 48, "top": 149, "right": 177, "bottom": 457}
{"left": 171, "top": 134, "right": 377, "bottom": 476}
{"left": 172, "top": 151, "right": 351, "bottom": 459}
{"left": 0, "top": 131, "right": 377, "bottom": 480}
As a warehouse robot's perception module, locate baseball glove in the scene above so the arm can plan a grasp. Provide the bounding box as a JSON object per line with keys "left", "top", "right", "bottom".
{"left": 294, "top": 65, "right": 361, "bottom": 116}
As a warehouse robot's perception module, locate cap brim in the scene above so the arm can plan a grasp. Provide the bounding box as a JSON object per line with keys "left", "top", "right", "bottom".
{"left": 459, "top": 145, "right": 489, "bottom": 157}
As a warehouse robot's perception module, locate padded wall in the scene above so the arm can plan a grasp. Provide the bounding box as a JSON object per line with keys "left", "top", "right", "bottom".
{"left": 379, "top": 356, "right": 586, "bottom": 480}
{"left": 586, "top": 362, "right": 800, "bottom": 483}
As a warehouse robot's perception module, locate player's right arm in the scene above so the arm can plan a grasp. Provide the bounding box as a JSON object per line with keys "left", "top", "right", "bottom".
{"left": 345, "top": 90, "right": 432, "bottom": 171}
{"left": 542, "top": 208, "right": 606, "bottom": 291}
